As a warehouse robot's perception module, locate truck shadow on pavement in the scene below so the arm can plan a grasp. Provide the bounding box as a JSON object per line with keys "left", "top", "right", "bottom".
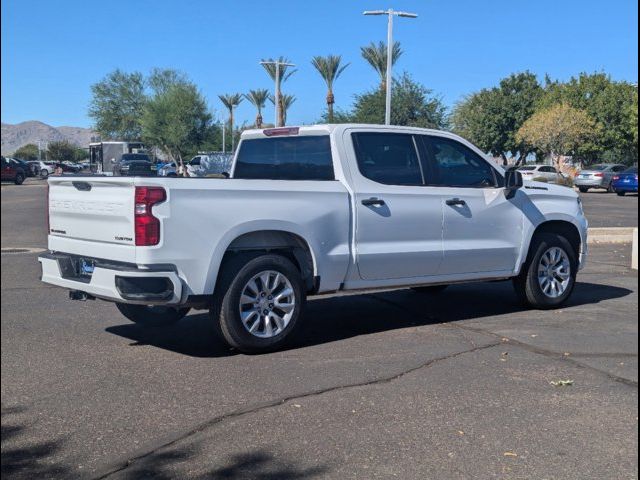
{"left": 106, "top": 280, "right": 632, "bottom": 358}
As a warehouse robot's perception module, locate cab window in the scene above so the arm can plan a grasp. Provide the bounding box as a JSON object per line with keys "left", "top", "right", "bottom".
{"left": 422, "top": 136, "right": 501, "bottom": 188}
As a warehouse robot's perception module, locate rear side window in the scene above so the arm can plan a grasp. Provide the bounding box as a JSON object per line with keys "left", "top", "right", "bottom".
{"left": 351, "top": 132, "right": 424, "bottom": 186}
{"left": 234, "top": 135, "right": 334, "bottom": 180}
{"left": 423, "top": 136, "right": 500, "bottom": 188}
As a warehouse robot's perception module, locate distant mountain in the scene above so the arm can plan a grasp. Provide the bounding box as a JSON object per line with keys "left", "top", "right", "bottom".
{"left": 1, "top": 121, "right": 97, "bottom": 155}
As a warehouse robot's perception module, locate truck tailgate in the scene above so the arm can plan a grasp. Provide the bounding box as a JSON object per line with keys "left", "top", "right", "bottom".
{"left": 48, "top": 177, "right": 136, "bottom": 246}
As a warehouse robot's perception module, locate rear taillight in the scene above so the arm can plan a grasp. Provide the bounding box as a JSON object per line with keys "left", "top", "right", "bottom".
{"left": 135, "top": 186, "right": 166, "bottom": 246}
{"left": 613, "top": 175, "right": 620, "bottom": 181}
{"left": 594, "top": 173, "right": 604, "bottom": 177}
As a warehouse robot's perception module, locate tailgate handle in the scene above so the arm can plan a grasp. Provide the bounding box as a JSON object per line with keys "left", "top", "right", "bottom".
{"left": 72, "top": 181, "right": 92, "bottom": 191}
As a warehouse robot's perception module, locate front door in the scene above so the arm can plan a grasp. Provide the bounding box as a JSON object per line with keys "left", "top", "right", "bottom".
{"left": 420, "top": 135, "right": 523, "bottom": 275}
{"left": 346, "top": 130, "right": 444, "bottom": 280}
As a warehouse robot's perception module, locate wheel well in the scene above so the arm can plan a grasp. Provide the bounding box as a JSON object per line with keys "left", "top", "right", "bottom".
{"left": 532, "top": 221, "right": 581, "bottom": 258}
{"left": 220, "top": 231, "right": 316, "bottom": 293}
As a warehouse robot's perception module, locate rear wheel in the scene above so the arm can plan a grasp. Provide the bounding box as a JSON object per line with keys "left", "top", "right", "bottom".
{"left": 513, "top": 233, "right": 577, "bottom": 309}
{"left": 14, "top": 172, "right": 25, "bottom": 185}
{"left": 40, "top": 169, "right": 49, "bottom": 179}
{"left": 210, "top": 254, "right": 305, "bottom": 354}
{"left": 617, "top": 191, "right": 625, "bottom": 197}
{"left": 411, "top": 285, "right": 448, "bottom": 294}
{"left": 578, "top": 187, "right": 589, "bottom": 193}
{"left": 116, "top": 303, "right": 190, "bottom": 326}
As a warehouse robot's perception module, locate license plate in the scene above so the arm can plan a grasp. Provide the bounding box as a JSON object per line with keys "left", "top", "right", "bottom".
{"left": 580, "top": 174, "right": 590, "bottom": 178}
{"left": 79, "top": 258, "right": 95, "bottom": 276}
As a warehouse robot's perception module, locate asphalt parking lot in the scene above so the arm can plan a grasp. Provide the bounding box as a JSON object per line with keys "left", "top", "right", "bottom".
{"left": 1, "top": 181, "right": 638, "bottom": 479}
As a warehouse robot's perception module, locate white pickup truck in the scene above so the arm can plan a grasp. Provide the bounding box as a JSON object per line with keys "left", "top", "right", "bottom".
{"left": 39, "top": 125, "right": 588, "bottom": 353}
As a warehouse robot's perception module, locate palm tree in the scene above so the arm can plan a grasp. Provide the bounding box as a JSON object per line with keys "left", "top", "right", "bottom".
{"left": 269, "top": 94, "right": 296, "bottom": 125}
{"left": 218, "top": 93, "right": 243, "bottom": 151}
{"left": 261, "top": 57, "right": 297, "bottom": 127}
{"left": 311, "top": 55, "right": 350, "bottom": 123}
{"left": 245, "top": 89, "right": 270, "bottom": 128}
{"left": 360, "top": 41, "right": 403, "bottom": 91}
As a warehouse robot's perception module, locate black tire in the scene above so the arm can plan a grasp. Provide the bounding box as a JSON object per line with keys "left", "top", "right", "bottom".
{"left": 578, "top": 187, "right": 589, "bottom": 193}
{"left": 14, "top": 172, "right": 25, "bottom": 185}
{"left": 513, "top": 232, "right": 578, "bottom": 309}
{"left": 411, "top": 285, "right": 448, "bottom": 294}
{"left": 607, "top": 182, "right": 615, "bottom": 193}
{"left": 617, "top": 191, "right": 625, "bottom": 197}
{"left": 116, "top": 303, "right": 190, "bottom": 326}
{"left": 210, "top": 253, "right": 305, "bottom": 354}
{"left": 40, "top": 170, "right": 49, "bottom": 179}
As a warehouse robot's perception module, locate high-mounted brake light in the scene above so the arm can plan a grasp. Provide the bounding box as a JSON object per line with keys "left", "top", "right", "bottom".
{"left": 263, "top": 127, "right": 300, "bottom": 137}
{"left": 135, "top": 186, "right": 166, "bottom": 246}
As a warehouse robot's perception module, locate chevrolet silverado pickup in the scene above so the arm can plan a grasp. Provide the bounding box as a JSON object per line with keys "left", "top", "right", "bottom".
{"left": 39, "top": 125, "right": 588, "bottom": 353}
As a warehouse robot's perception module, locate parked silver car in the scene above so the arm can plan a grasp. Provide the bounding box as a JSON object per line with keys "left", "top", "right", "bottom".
{"left": 574, "top": 164, "right": 627, "bottom": 192}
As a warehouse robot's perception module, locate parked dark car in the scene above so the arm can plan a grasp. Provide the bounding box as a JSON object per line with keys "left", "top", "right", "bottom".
{"left": 8, "top": 158, "right": 36, "bottom": 177}
{"left": 1, "top": 156, "right": 26, "bottom": 184}
{"left": 611, "top": 167, "right": 638, "bottom": 196}
{"left": 113, "top": 153, "right": 157, "bottom": 177}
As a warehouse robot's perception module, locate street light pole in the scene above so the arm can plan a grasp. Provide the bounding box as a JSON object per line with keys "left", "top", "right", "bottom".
{"left": 260, "top": 59, "right": 296, "bottom": 127}
{"left": 363, "top": 9, "right": 417, "bottom": 125}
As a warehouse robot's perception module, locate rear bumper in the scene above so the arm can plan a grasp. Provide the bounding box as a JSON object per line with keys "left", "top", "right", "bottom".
{"left": 574, "top": 178, "right": 606, "bottom": 187}
{"left": 39, "top": 252, "right": 183, "bottom": 305}
{"left": 612, "top": 183, "right": 638, "bottom": 192}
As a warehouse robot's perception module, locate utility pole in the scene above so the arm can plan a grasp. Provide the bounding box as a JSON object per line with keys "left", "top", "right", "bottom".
{"left": 260, "top": 59, "right": 296, "bottom": 127}
{"left": 363, "top": 9, "right": 417, "bottom": 125}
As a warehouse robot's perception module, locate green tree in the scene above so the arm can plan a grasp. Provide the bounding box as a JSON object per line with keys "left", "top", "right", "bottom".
{"left": 350, "top": 73, "right": 448, "bottom": 129}
{"left": 88, "top": 69, "right": 145, "bottom": 141}
{"left": 360, "top": 41, "right": 402, "bottom": 90}
{"left": 147, "top": 68, "right": 188, "bottom": 95}
{"left": 516, "top": 103, "right": 600, "bottom": 171}
{"left": 13, "top": 143, "right": 40, "bottom": 160}
{"left": 539, "top": 73, "right": 638, "bottom": 164}
{"left": 311, "top": 55, "right": 350, "bottom": 123}
{"left": 260, "top": 57, "right": 297, "bottom": 127}
{"left": 245, "top": 89, "right": 270, "bottom": 128}
{"left": 269, "top": 94, "right": 296, "bottom": 125}
{"left": 451, "top": 72, "right": 544, "bottom": 163}
{"left": 142, "top": 83, "right": 212, "bottom": 174}
{"left": 74, "top": 148, "right": 88, "bottom": 162}
{"left": 47, "top": 140, "right": 77, "bottom": 162}
{"left": 218, "top": 93, "right": 244, "bottom": 151}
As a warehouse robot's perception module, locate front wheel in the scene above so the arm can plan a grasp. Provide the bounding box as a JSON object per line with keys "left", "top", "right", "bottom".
{"left": 116, "top": 303, "right": 190, "bottom": 326}
{"left": 40, "top": 170, "right": 49, "bottom": 179}
{"left": 513, "top": 233, "right": 577, "bottom": 309}
{"left": 210, "top": 254, "right": 305, "bottom": 354}
{"left": 14, "top": 172, "right": 25, "bottom": 185}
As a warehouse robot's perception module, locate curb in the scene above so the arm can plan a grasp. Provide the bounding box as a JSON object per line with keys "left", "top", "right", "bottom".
{"left": 587, "top": 227, "right": 636, "bottom": 245}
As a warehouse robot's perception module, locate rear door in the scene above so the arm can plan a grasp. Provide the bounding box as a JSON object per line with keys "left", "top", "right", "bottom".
{"left": 421, "top": 135, "right": 523, "bottom": 275}
{"left": 48, "top": 177, "right": 136, "bottom": 245}
{"left": 346, "top": 130, "right": 443, "bottom": 280}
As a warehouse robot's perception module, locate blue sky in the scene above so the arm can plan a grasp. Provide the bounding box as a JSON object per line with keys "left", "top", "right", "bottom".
{"left": 1, "top": 0, "right": 638, "bottom": 128}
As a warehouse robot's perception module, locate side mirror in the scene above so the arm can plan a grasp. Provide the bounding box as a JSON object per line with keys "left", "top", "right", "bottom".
{"left": 505, "top": 167, "right": 523, "bottom": 198}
